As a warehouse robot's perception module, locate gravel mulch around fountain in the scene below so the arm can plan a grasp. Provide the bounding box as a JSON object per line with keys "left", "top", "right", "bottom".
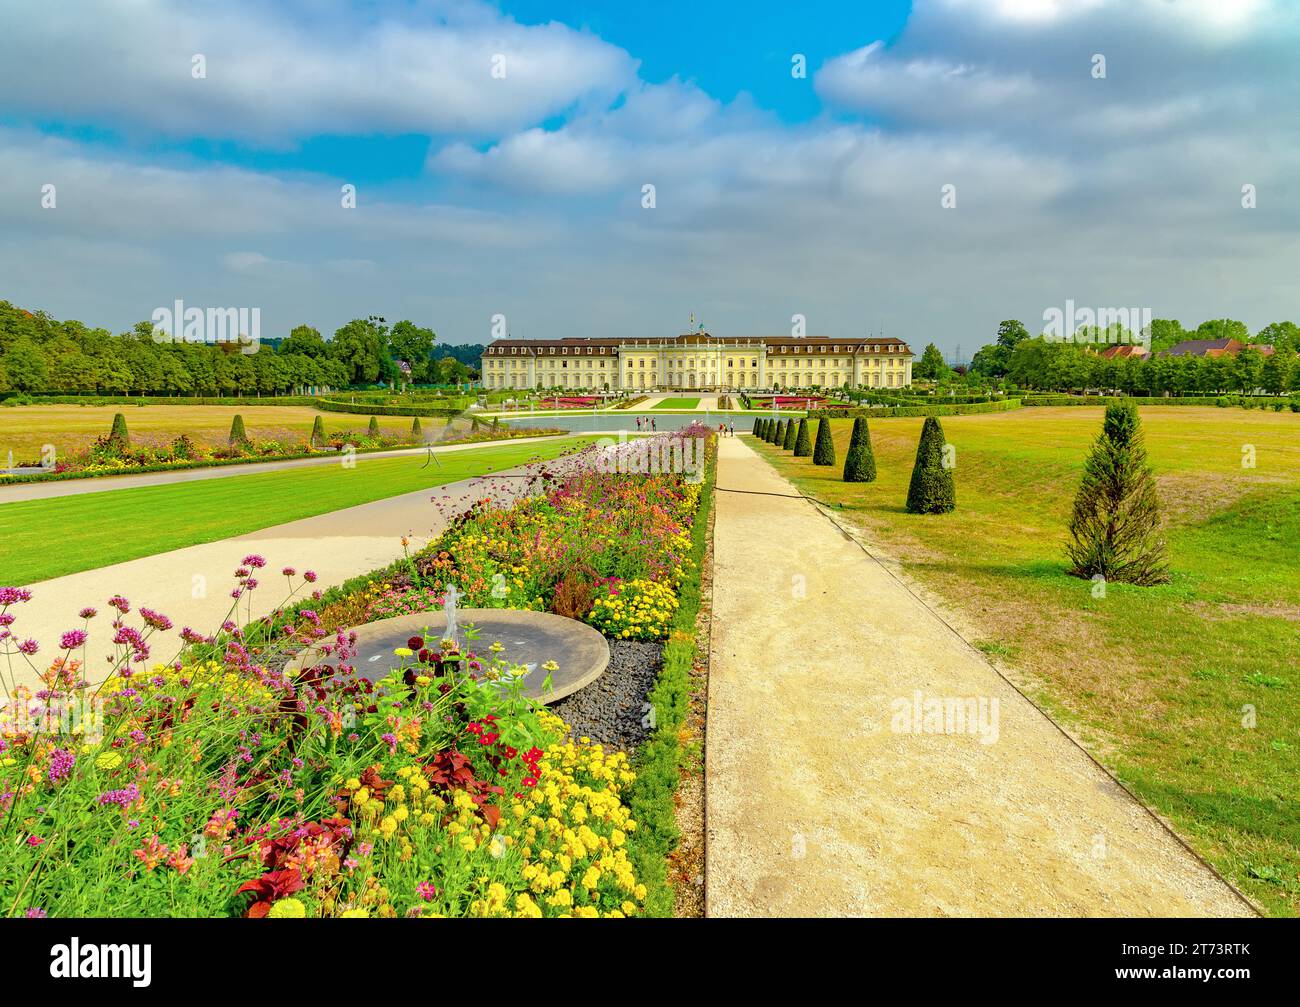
{"left": 551, "top": 638, "right": 663, "bottom": 751}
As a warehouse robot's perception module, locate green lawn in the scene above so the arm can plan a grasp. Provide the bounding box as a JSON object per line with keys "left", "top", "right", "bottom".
{"left": 751, "top": 406, "right": 1300, "bottom": 916}
{"left": 651, "top": 397, "right": 700, "bottom": 410}
{"left": 0, "top": 438, "right": 588, "bottom": 585}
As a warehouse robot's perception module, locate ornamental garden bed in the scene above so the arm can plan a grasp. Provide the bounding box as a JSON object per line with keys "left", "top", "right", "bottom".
{"left": 0, "top": 424, "right": 715, "bottom": 918}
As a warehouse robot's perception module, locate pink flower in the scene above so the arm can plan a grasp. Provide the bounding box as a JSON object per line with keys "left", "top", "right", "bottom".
{"left": 0, "top": 587, "right": 32, "bottom": 605}
{"left": 241, "top": 554, "right": 267, "bottom": 569}
{"left": 303, "top": 570, "right": 317, "bottom": 583}
{"left": 79, "top": 607, "right": 98, "bottom": 619}
{"left": 139, "top": 608, "right": 173, "bottom": 631}
{"left": 281, "top": 567, "right": 297, "bottom": 577}
{"left": 17, "top": 639, "right": 38, "bottom": 656}
{"left": 26, "top": 835, "right": 44, "bottom": 846}
{"left": 417, "top": 882, "right": 438, "bottom": 901}
{"left": 48, "top": 748, "right": 75, "bottom": 783}
{"left": 107, "top": 595, "right": 130, "bottom": 614}
{"left": 60, "top": 629, "right": 87, "bottom": 650}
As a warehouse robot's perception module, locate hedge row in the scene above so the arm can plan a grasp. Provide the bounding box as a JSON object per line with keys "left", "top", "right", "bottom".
{"left": 818, "top": 398, "right": 1024, "bottom": 419}
{"left": 2, "top": 394, "right": 322, "bottom": 407}
{"left": 314, "top": 398, "right": 465, "bottom": 418}
{"left": 1020, "top": 393, "right": 1298, "bottom": 408}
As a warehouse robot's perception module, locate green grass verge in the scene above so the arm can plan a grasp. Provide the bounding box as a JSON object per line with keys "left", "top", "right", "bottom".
{"left": 651, "top": 397, "right": 701, "bottom": 410}
{"left": 750, "top": 406, "right": 1300, "bottom": 915}
{"left": 0, "top": 438, "right": 589, "bottom": 585}
{"left": 626, "top": 441, "right": 716, "bottom": 917}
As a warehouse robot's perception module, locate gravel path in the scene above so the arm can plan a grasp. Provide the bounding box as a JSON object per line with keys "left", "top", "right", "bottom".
{"left": 705, "top": 435, "right": 1254, "bottom": 918}
{"left": 551, "top": 639, "right": 663, "bottom": 750}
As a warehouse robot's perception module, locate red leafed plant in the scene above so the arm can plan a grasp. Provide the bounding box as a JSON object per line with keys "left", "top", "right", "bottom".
{"left": 422, "top": 749, "right": 504, "bottom": 829}
{"left": 235, "top": 868, "right": 305, "bottom": 918}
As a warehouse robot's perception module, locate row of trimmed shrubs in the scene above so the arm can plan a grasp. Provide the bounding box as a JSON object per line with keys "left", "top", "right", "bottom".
{"left": 751, "top": 413, "right": 955, "bottom": 512}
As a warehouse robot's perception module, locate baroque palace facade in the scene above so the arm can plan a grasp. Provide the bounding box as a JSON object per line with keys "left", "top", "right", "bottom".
{"left": 481, "top": 332, "right": 914, "bottom": 392}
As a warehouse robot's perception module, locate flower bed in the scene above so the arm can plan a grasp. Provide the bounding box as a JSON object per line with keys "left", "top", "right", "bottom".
{"left": 0, "top": 426, "right": 713, "bottom": 918}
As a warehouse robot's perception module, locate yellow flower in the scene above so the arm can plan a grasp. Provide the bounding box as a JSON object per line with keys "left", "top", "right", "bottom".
{"left": 95, "top": 752, "right": 123, "bottom": 771}
{"left": 267, "top": 898, "right": 307, "bottom": 919}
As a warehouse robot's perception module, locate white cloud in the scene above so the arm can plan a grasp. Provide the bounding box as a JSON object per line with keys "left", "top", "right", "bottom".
{"left": 0, "top": 0, "right": 637, "bottom": 141}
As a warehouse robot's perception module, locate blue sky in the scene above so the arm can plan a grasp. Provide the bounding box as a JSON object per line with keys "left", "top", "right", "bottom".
{"left": 1, "top": 0, "right": 1297, "bottom": 356}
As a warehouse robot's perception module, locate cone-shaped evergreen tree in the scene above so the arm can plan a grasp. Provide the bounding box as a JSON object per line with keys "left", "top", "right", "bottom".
{"left": 108, "top": 413, "right": 129, "bottom": 451}
{"left": 779, "top": 417, "right": 794, "bottom": 450}
{"left": 368, "top": 415, "right": 381, "bottom": 438}
{"left": 769, "top": 418, "right": 782, "bottom": 445}
{"left": 1065, "top": 402, "right": 1168, "bottom": 585}
{"left": 843, "top": 416, "right": 877, "bottom": 483}
{"left": 793, "top": 417, "right": 812, "bottom": 456}
{"left": 410, "top": 416, "right": 423, "bottom": 440}
{"left": 310, "top": 415, "right": 326, "bottom": 447}
{"left": 905, "top": 416, "right": 955, "bottom": 513}
{"left": 757, "top": 418, "right": 768, "bottom": 440}
{"left": 812, "top": 417, "right": 835, "bottom": 466}
{"left": 228, "top": 414, "right": 249, "bottom": 448}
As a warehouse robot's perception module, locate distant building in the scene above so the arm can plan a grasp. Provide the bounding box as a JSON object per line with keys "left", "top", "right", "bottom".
{"left": 480, "top": 331, "right": 914, "bottom": 391}
{"left": 1099, "top": 344, "right": 1150, "bottom": 361}
{"left": 1163, "top": 338, "right": 1246, "bottom": 358}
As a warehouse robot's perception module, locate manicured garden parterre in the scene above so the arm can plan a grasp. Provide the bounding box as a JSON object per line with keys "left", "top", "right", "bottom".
{"left": 0, "top": 437, "right": 587, "bottom": 585}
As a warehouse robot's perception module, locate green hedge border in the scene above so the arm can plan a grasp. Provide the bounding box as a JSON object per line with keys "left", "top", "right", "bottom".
{"left": 626, "top": 439, "right": 717, "bottom": 917}
{"left": 819, "top": 398, "right": 1024, "bottom": 418}
{"left": 315, "top": 398, "right": 465, "bottom": 418}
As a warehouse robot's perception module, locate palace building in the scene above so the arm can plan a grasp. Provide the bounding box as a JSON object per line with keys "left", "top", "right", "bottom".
{"left": 480, "top": 332, "right": 914, "bottom": 392}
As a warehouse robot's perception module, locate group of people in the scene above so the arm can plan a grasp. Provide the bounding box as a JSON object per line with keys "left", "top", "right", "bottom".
{"left": 716, "top": 422, "right": 736, "bottom": 437}
{"left": 634, "top": 416, "right": 657, "bottom": 431}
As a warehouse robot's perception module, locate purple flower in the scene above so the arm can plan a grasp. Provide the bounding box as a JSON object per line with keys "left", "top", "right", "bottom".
{"left": 303, "top": 570, "right": 317, "bottom": 583}
{"left": 97, "top": 784, "right": 140, "bottom": 807}
{"left": 79, "top": 607, "right": 98, "bottom": 619}
{"left": 24, "top": 908, "right": 47, "bottom": 919}
{"left": 139, "top": 608, "right": 173, "bottom": 631}
{"left": 107, "top": 595, "right": 130, "bottom": 614}
{"left": 281, "top": 567, "right": 297, "bottom": 577}
{"left": 241, "top": 554, "right": 267, "bottom": 569}
{"left": 17, "top": 639, "right": 38, "bottom": 656}
{"left": 48, "top": 748, "right": 75, "bottom": 783}
{"left": 60, "top": 629, "right": 87, "bottom": 650}
{"left": 0, "top": 587, "right": 33, "bottom": 605}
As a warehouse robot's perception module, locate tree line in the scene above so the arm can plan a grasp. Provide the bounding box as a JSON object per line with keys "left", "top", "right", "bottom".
{"left": 912, "top": 318, "right": 1299, "bottom": 394}
{"left": 0, "top": 302, "right": 480, "bottom": 396}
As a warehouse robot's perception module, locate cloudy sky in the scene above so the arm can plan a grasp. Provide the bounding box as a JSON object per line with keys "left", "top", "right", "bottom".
{"left": 1, "top": 0, "right": 1296, "bottom": 357}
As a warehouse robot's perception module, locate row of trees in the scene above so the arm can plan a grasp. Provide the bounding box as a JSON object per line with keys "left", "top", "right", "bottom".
{"left": 913, "top": 318, "right": 1298, "bottom": 395}
{"left": 0, "top": 302, "right": 477, "bottom": 396}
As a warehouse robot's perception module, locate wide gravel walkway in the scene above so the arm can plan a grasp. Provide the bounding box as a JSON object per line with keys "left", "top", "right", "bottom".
{"left": 705, "top": 435, "right": 1254, "bottom": 917}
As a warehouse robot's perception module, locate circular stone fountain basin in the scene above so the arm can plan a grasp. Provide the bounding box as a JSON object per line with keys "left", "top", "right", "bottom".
{"left": 286, "top": 608, "right": 610, "bottom": 704}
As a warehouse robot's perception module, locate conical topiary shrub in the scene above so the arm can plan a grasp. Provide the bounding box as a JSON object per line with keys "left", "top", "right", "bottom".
{"left": 905, "top": 416, "right": 955, "bottom": 514}
{"left": 1065, "top": 402, "right": 1168, "bottom": 585}
{"left": 107, "top": 412, "right": 129, "bottom": 451}
{"left": 368, "top": 416, "right": 381, "bottom": 438}
{"left": 812, "top": 416, "right": 835, "bottom": 466}
{"left": 755, "top": 418, "right": 767, "bottom": 440}
{"left": 310, "top": 415, "right": 326, "bottom": 447}
{"left": 228, "top": 414, "right": 249, "bottom": 448}
{"left": 793, "top": 418, "right": 812, "bottom": 456}
{"left": 782, "top": 417, "right": 797, "bottom": 450}
{"left": 843, "top": 416, "right": 877, "bottom": 483}
{"left": 769, "top": 419, "right": 782, "bottom": 445}
{"left": 411, "top": 416, "right": 423, "bottom": 440}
